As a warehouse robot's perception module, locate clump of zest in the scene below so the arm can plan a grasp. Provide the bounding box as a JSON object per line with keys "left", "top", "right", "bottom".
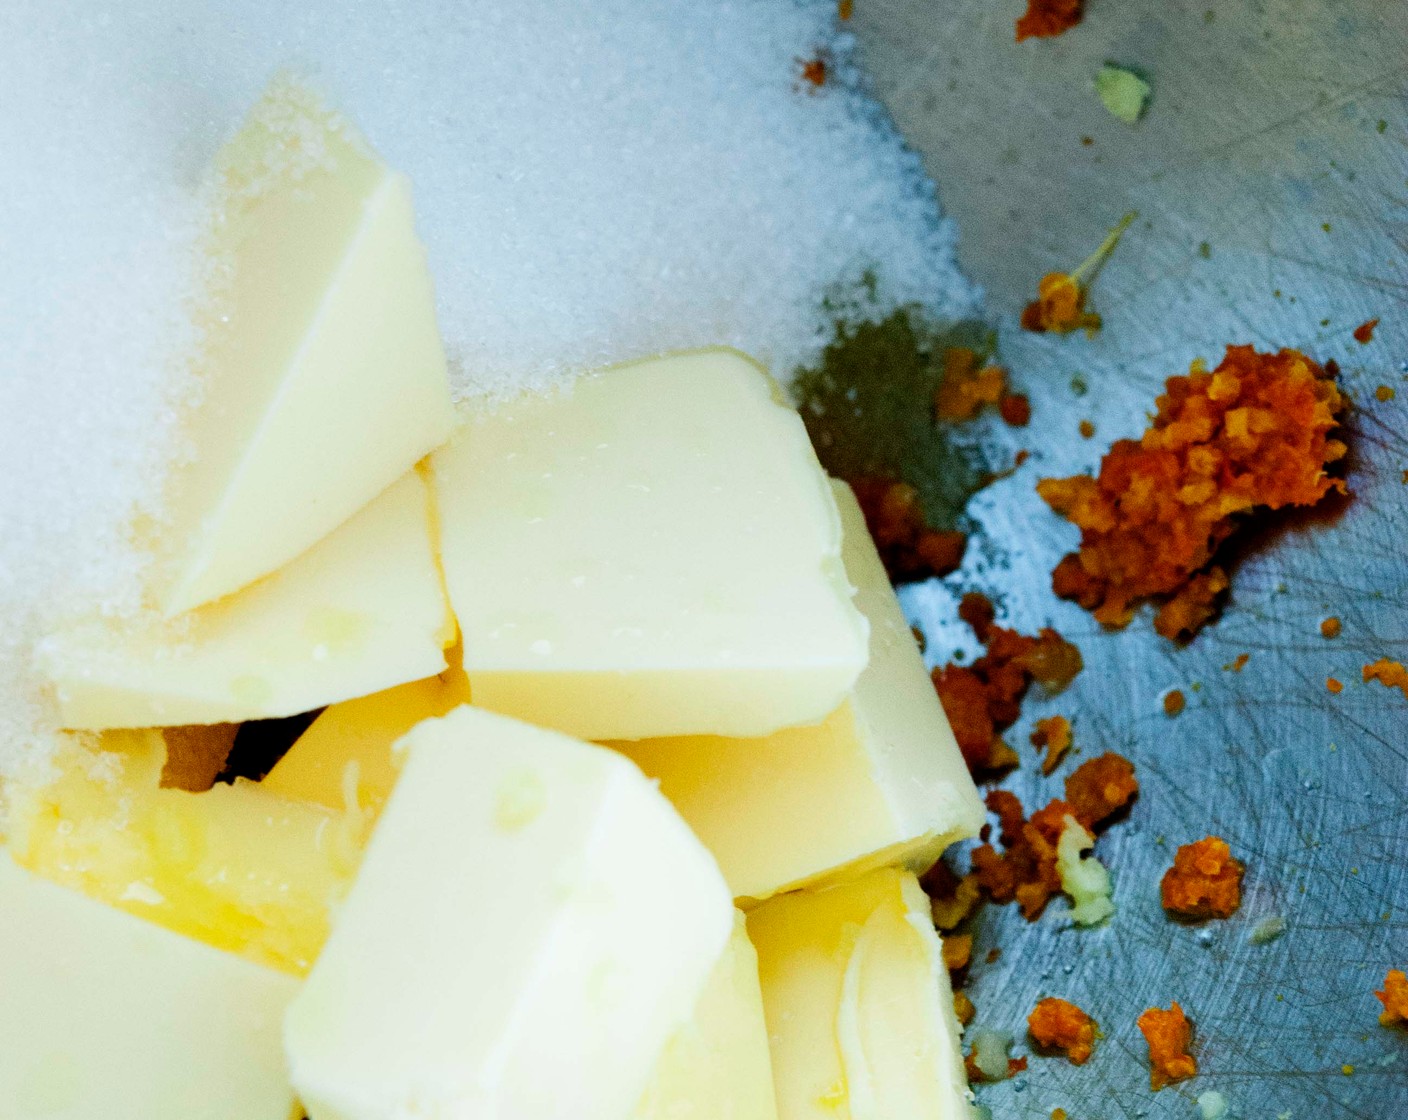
{"left": 1377, "top": 970, "right": 1408, "bottom": 1028}
{"left": 1161, "top": 836, "right": 1244, "bottom": 920}
{"left": 1364, "top": 658, "right": 1408, "bottom": 699}
{"left": 1021, "top": 212, "right": 1135, "bottom": 335}
{"left": 923, "top": 858, "right": 984, "bottom": 932}
{"left": 931, "top": 592, "right": 1083, "bottom": 774}
{"left": 1038, "top": 346, "right": 1348, "bottom": 640}
{"left": 849, "top": 477, "right": 968, "bottom": 581}
{"left": 933, "top": 346, "right": 1007, "bottom": 422}
{"left": 969, "top": 753, "right": 1137, "bottom": 920}
{"left": 1137, "top": 1003, "right": 1197, "bottom": 1089}
{"left": 1016, "top": 0, "right": 1083, "bottom": 42}
{"left": 1028, "top": 997, "right": 1098, "bottom": 1064}
{"left": 1031, "top": 714, "right": 1073, "bottom": 774}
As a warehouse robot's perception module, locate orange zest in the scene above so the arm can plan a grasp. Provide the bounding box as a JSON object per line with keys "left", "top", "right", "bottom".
{"left": 1137, "top": 1003, "right": 1197, "bottom": 1089}
{"left": 1030, "top": 715, "right": 1073, "bottom": 774}
{"left": 1028, "top": 997, "right": 1098, "bottom": 1064}
{"left": 1015, "top": 0, "right": 1084, "bottom": 42}
{"left": 1161, "top": 836, "right": 1244, "bottom": 920}
{"left": 848, "top": 477, "right": 967, "bottom": 581}
{"left": 1377, "top": 969, "right": 1408, "bottom": 1028}
{"left": 1020, "top": 211, "right": 1135, "bottom": 335}
{"left": 1364, "top": 658, "right": 1408, "bottom": 699}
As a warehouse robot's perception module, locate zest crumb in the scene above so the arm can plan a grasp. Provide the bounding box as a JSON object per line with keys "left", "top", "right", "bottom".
{"left": 1376, "top": 385, "right": 1396, "bottom": 402}
{"left": 1137, "top": 1003, "right": 1197, "bottom": 1089}
{"left": 1000, "top": 392, "right": 1032, "bottom": 427}
{"left": 1320, "top": 616, "right": 1342, "bottom": 638}
{"left": 924, "top": 860, "right": 984, "bottom": 931}
{"left": 1028, "top": 997, "right": 1098, "bottom": 1064}
{"left": 1015, "top": 0, "right": 1084, "bottom": 42}
{"left": 986, "top": 947, "right": 1002, "bottom": 964}
{"left": 1327, "top": 677, "right": 1344, "bottom": 694}
{"left": 1052, "top": 1112, "right": 1068, "bottom": 1120}
{"left": 1161, "top": 837, "right": 1245, "bottom": 920}
{"left": 838, "top": 0, "right": 854, "bottom": 19}
{"left": 1079, "top": 419, "right": 1096, "bottom": 438}
{"left": 1223, "top": 653, "right": 1250, "bottom": 672}
{"left": 849, "top": 477, "right": 968, "bottom": 581}
{"left": 1376, "top": 969, "right": 1408, "bottom": 1027}
{"left": 933, "top": 346, "right": 1009, "bottom": 422}
{"left": 942, "top": 932, "right": 973, "bottom": 971}
{"left": 932, "top": 593, "right": 1083, "bottom": 774}
{"left": 1031, "top": 715, "right": 1073, "bottom": 774}
{"left": 1021, "top": 212, "right": 1135, "bottom": 335}
{"left": 1353, "top": 318, "right": 1379, "bottom": 344}
{"left": 954, "top": 990, "right": 976, "bottom": 1025}
{"left": 798, "top": 56, "right": 827, "bottom": 87}
{"left": 1363, "top": 658, "right": 1408, "bottom": 699}
{"left": 1065, "top": 752, "right": 1139, "bottom": 827}
{"left": 1163, "top": 688, "right": 1186, "bottom": 716}
{"left": 1038, "top": 347, "right": 1348, "bottom": 640}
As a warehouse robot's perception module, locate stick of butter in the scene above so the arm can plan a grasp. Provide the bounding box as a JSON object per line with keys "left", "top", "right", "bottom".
{"left": 0, "top": 850, "right": 299, "bottom": 1120}
{"left": 747, "top": 868, "right": 974, "bottom": 1120}
{"left": 159, "top": 77, "right": 454, "bottom": 615}
{"left": 42, "top": 470, "right": 451, "bottom": 730}
{"left": 612, "top": 479, "right": 983, "bottom": 903}
{"left": 284, "top": 705, "right": 734, "bottom": 1120}
{"left": 633, "top": 912, "right": 779, "bottom": 1120}
{"left": 430, "top": 348, "right": 869, "bottom": 741}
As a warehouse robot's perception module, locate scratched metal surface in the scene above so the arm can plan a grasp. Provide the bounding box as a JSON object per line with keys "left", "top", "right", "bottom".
{"left": 854, "top": 0, "right": 1408, "bottom": 1116}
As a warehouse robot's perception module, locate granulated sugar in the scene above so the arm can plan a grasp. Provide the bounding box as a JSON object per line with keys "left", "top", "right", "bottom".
{"left": 0, "top": 0, "right": 977, "bottom": 774}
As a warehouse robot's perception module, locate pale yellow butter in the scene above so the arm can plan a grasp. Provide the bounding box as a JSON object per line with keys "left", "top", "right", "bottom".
{"left": 0, "top": 850, "right": 299, "bottom": 1120}
{"left": 42, "top": 470, "right": 450, "bottom": 729}
{"left": 634, "top": 913, "right": 779, "bottom": 1120}
{"left": 285, "top": 705, "right": 733, "bottom": 1120}
{"left": 747, "top": 868, "right": 974, "bottom": 1120}
{"left": 613, "top": 479, "right": 982, "bottom": 903}
{"left": 160, "top": 78, "right": 454, "bottom": 614}
{"left": 430, "top": 348, "right": 869, "bottom": 741}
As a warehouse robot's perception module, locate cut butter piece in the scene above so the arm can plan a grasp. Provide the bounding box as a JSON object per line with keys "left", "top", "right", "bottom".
{"left": 6, "top": 730, "right": 363, "bottom": 976}
{"left": 285, "top": 705, "right": 734, "bottom": 1120}
{"left": 0, "top": 849, "right": 298, "bottom": 1120}
{"left": 261, "top": 667, "right": 470, "bottom": 815}
{"left": 42, "top": 470, "right": 451, "bottom": 730}
{"left": 612, "top": 479, "right": 983, "bottom": 903}
{"left": 431, "top": 348, "right": 868, "bottom": 741}
{"left": 633, "top": 912, "right": 779, "bottom": 1120}
{"left": 160, "top": 77, "right": 453, "bottom": 614}
{"left": 747, "top": 868, "right": 974, "bottom": 1120}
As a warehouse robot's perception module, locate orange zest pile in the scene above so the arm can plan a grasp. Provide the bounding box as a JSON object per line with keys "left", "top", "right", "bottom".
{"left": 1037, "top": 346, "right": 1348, "bottom": 640}
{"left": 1137, "top": 1003, "right": 1197, "bottom": 1089}
{"left": 968, "top": 752, "right": 1136, "bottom": 920}
{"left": 1377, "top": 969, "right": 1408, "bottom": 1028}
{"left": 931, "top": 592, "right": 1083, "bottom": 774}
{"left": 848, "top": 477, "right": 968, "bottom": 581}
{"left": 1028, "top": 997, "right": 1098, "bottom": 1064}
{"left": 1161, "top": 836, "right": 1244, "bottom": 920}
{"left": 1020, "top": 212, "right": 1134, "bottom": 335}
{"left": 1015, "top": 0, "right": 1084, "bottom": 42}
{"left": 1363, "top": 658, "right": 1408, "bottom": 699}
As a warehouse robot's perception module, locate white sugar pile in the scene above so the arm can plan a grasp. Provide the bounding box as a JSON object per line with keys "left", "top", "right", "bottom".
{"left": 0, "top": 0, "right": 977, "bottom": 775}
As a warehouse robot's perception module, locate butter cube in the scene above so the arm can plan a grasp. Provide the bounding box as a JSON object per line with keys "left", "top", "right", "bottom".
{"left": 431, "top": 349, "right": 868, "bottom": 741}
{"left": 285, "top": 705, "right": 733, "bottom": 1120}
{"left": 261, "top": 668, "right": 470, "bottom": 814}
{"left": 747, "top": 869, "right": 973, "bottom": 1120}
{"left": 43, "top": 470, "right": 451, "bottom": 730}
{"left": 7, "top": 730, "right": 362, "bottom": 975}
{"left": 159, "top": 78, "right": 454, "bottom": 614}
{"left": 634, "top": 912, "right": 779, "bottom": 1120}
{"left": 613, "top": 480, "right": 982, "bottom": 902}
{"left": 0, "top": 851, "right": 298, "bottom": 1120}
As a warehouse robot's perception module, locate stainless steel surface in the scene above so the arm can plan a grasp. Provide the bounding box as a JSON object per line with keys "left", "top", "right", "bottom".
{"left": 857, "top": 1, "right": 1407, "bottom": 1115}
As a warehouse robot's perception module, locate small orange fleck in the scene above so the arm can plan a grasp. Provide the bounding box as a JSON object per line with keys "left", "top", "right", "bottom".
{"left": 1364, "top": 658, "right": 1408, "bottom": 699}
{"left": 986, "top": 946, "right": 1002, "bottom": 964}
{"left": 1052, "top": 1111, "right": 1069, "bottom": 1120}
{"left": 1342, "top": 1064, "right": 1355, "bottom": 1076}
{"left": 942, "top": 932, "right": 973, "bottom": 971}
{"left": 1137, "top": 1003, "right": 1197, "bottom": 1089}
{"left": 1015, "top": 449, "right": 1031, "bottom": 467}
{"left": 1327, "top": 677, "right": 1344, "bottom": 694}
{"left": 1016, "top": 0, "right": 1084, "bottom": 42}
{"left": 1029, "top": 997, "right": 1098, "bottom": 1064}
{"left": 1161, "top": 836, "right": 1244, "bottom": 920}
{"left": 1031, "top": 715, "right": 1074, "bottom": 774}
{"left": 1224, "top": 653, "right": 1250, "bottom": 672}
{"left": 954, "top": 989, "right": 977, "bottom": 1025}
{"left": 1376, "top": 969, "right": 1408, "bottom": 1028}
{"left": 1163, "top": 689, "right": 1186, "bottom": 716}
{"left": 1353, "top": 318, "right": 1379, "bottom": 344}
{"left": 1021, "top": 212, "right": 1134, "bottom": 335}
{"left": 838, "top": 0, "right": 854, "bottom": 19}
{"left": 1376, "top": 384, "right": 1396, "bottom": 402}
{"left": 1000, "top": 393, "right": 1032, "bottom": 427}
{"left": 1320, "top": 616, "right": 1342, "bottom": 638}
{"left": 799, "top": 56, "right": 827, "bottom": 87}
{"left": 1080, "top": 135, "right": 1095, "bottom": 146}
{"left": 1079, "top": 418, "right": 1096, "bottom": 438}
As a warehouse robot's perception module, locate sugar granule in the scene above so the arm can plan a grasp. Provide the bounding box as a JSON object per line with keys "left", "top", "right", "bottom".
{"left": 0, "top": 1, "right": 977, "bottom": 777}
